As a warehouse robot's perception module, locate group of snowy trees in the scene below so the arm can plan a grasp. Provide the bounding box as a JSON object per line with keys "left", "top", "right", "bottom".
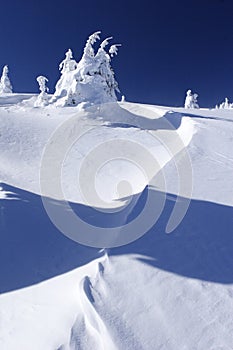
{"left": 1, "top": 31, "right": 233, "bottom": 109}
{"left": 216, "top": 97, "right": 233, "bottom": 109}
{"left": 36, "top": 31, "right": 121, "bottom": 107}
{"left": 183, "top": 90, "right": 233, "bottom": 109}
{"left": 0, "top": 31, "right": 121, "bottom": 107}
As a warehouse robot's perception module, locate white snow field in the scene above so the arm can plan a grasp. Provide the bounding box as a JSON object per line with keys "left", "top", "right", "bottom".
{"left": 0, "top": 94, "right": 233, "bottom": 349}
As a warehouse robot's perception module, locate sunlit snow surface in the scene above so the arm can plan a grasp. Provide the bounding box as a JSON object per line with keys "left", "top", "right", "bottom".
{"left": 0, "top": 94, "right": 233, "bottom": 350}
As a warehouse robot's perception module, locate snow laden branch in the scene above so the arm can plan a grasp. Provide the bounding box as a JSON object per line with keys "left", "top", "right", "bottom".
{"left": 109, "top": 44, "right": 121, "bottom": 57}
{"left": 83, "top": 31, "right": 101, "bottom": 58}
{"left": 100, "top": 37, "right": 113, "bottom": 50}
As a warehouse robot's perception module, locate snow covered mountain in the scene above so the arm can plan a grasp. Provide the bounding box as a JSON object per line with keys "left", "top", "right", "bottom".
{"left": 0, "top": 94, "right": 233, "bottom": 349}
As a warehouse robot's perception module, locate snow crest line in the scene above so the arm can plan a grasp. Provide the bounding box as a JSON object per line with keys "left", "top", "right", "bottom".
{"left": 65, "top": 251, "right": 117, "bottom": 350}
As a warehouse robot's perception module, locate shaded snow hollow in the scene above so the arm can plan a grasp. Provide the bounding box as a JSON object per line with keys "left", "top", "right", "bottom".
{"left": 0, "top": 95, "right": 233, "bottom": 349}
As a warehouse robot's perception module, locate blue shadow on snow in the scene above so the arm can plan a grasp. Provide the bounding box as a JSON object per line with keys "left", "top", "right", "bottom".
{"left": 0, "top": 182, "right": 233, "bottom": 294}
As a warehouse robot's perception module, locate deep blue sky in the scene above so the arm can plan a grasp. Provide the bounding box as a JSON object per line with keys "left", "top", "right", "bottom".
{"left": 1, "top": 0, "right": 233, "bottom": 107}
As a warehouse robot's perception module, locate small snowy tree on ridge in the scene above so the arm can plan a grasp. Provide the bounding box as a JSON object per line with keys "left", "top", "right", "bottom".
{"left": 37, "top": 76, "right": 49, "bottom": 93}
{"left": 51, "top": 48, "right": 78, "bottom": 103}
{"left": 0, "top": 65, "right": 13, "bottom": 94}
{"left": 193, "top": 93, "right": 199, "bottom": 108}
{"left": 184, "top": 89, "right": 199, "bottom": 109}
{"left": 34, "top": 76, "right": 49, "bottom": 107}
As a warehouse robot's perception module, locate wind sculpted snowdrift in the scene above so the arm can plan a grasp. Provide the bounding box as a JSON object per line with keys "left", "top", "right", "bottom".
{"left": 0, "top": 97, "right": 233, "bottom": 350}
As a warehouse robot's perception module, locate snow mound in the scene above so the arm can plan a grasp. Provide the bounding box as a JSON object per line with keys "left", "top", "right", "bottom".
{"left": 1, "top": 99, "right": 233, "bottom": 349}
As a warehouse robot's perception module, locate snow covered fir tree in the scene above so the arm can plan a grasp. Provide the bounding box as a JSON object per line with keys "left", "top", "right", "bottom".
{"left": 34, "top": 76, "right": 49, "bottom": 107}
{"left": 184, "top": 89, "right": 199, "bottom": 109}
{"left": 0, "top": 65, "right": 13, "bottom": 94}
{"left": 51, "top": 31, "right": 121, "bottom": 107}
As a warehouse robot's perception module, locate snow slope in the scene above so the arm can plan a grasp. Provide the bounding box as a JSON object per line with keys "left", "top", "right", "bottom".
{"left": 0, "top": 95, "right": 233, "bottom": 349}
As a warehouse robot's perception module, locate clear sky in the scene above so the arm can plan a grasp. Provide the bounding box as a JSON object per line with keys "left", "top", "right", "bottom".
{"left": 1, "top": 0, "right": 233, "bottom": 107}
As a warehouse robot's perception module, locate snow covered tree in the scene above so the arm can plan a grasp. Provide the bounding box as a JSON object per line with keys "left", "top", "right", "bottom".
{"left": 184, "top": 89, "right": 199, "bottom": 109}
{"left": 59, "top": 49, "right": 77, "bottom": 74}
{"left": 51, "top": 49, "right": 77, "bottom": 103}
{"left": 193, "top": 93, "right": 199, "bottom": 109}
{"left": 0, "top": 65, "right": 13, "bottom": 94}
{"left": 83, "top": 31, "right": 101, "bottom": 59}
{"left": 184, "top": 89, "right": 193, "bottom": 108}
{"left": 75, "top": 31, "right": 102, "bottom": 79}
{"left": 52, "top": 31, "right": 121, "bottom": 107}
{"left": 93, "top": 37, "right": 120, "bottom": 98}
{"left": 37, "top": 76, "right": 49, "bottom": 93}
{"left": 34, "top": 76, "right": 49, "bottom": 107}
